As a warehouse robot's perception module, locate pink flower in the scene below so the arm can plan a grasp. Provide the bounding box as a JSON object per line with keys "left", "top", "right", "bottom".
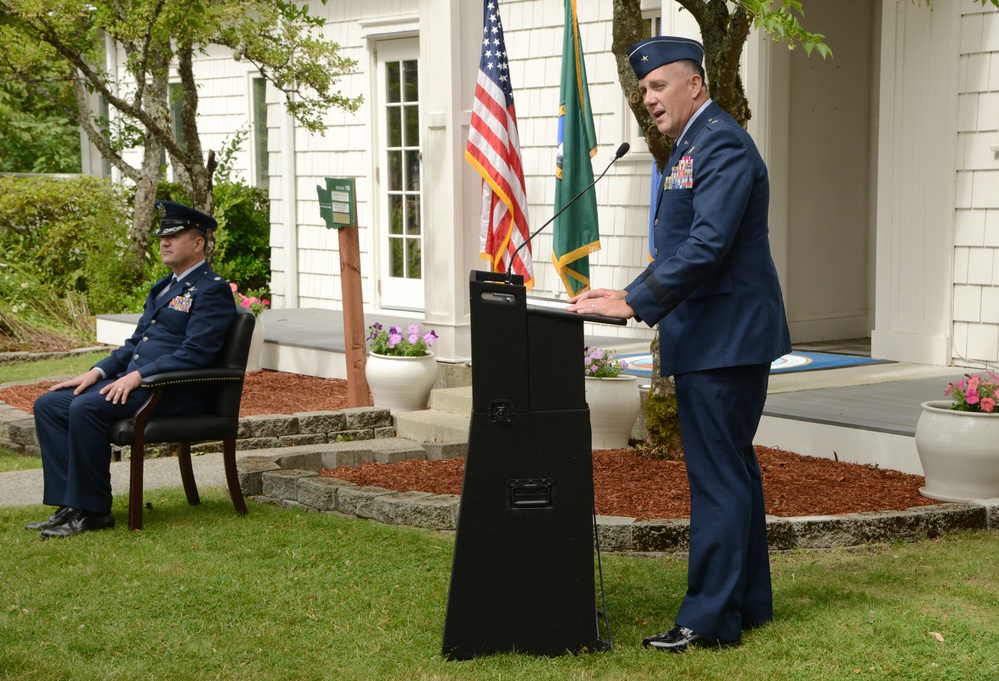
{"left": 945, "top": 372, "right": 999, "bottom": 413}
{"left": 366, "top": 322, "right": 436, "bottom": 356}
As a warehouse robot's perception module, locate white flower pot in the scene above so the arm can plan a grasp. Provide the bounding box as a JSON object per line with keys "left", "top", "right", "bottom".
{"left": 914, "top": 400, "right": 999, "bottom": 502}
{"left": 585, "top": 375, "right": 641, "bottom": 450}
{"left": 365, "top": 352, "right": 438, "bottom": 415}
{"left": 245, "top": 316, "right": 265, "bottom": 374}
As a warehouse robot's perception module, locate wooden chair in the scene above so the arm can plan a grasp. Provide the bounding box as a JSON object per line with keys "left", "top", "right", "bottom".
{"left": 109, "top": 308, "right": 256, "bottom": 530}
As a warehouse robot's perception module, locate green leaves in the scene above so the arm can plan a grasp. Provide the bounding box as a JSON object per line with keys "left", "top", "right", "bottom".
{"left": 740, "top": 0, "right": 833, "bottom": 59}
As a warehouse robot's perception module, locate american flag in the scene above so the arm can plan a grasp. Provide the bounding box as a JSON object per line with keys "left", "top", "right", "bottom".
{"left": 465, "top": 0, "right": 533, "bottom": 288}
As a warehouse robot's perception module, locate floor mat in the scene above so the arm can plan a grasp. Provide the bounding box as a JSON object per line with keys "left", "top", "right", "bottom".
{"left": 616, "top": 351, "right": 892, "bottom": 378}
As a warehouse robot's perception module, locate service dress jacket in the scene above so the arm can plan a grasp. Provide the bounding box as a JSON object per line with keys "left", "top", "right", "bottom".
{"left": 94, "top": 263, "right": 237, "bottom": 386}
{"left": 625, "top": 101, "right": 791, "bottom": 376}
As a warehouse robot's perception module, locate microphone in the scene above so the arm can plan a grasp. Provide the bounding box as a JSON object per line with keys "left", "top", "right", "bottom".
{"left": 505, "top": 142, "right": 631, "bottom": 283}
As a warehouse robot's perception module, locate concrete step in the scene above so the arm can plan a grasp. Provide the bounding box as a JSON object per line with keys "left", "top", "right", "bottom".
{"left": 429, "top": 385, "right": 472, "bottom": 415}
{"left": 394, "top": 407, "right": 470, "bottom": 444}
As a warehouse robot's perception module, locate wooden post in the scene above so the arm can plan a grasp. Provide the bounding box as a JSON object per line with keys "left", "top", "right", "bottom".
{"left": 337, "top": 225, "right": 371, "bottom": 408}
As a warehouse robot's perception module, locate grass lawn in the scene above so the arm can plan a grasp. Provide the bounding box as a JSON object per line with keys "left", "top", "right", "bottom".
{"left": 0, "top": 352, "right": 104, "bottom": 385}
{"left": 0, "top": 447, "right": 41, "bottom": 471}
{"left": 0, "top": 354, "right": 102, "bottom": 472}
{"left": 1, "top": 488, "right": 997, "bottom": 680}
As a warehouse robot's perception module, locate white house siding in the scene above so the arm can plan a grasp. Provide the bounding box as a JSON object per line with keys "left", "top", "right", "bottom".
{"left": 259, "top": 0, "right": 663, "bottom": 361}
{"left": 268, "top": 2, "right": 377, "bottom": 313}
{"left": 500, "top": 0, "right": 655, "bottom": 316}
{"left": 953, "top": 4, "right": 999, "bottom": 367}
{"left": 106, "top": 1, "right": 999, "bottom": 368}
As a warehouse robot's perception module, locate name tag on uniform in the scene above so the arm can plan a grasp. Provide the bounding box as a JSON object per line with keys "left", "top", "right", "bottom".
{"left": 169, "top": 295, "right": 193, "bottom": 313}
{"left": 665, "top": 155, "right": 694, "bottom": 191}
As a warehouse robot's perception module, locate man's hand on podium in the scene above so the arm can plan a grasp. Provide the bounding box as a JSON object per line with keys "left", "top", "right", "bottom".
{"left": 566, "top": 288, "right": 635, "bottom": 320}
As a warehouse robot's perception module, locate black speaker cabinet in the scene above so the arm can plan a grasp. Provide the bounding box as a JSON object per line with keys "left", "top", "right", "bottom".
{"left": 441, "top": 271, "right": 625, "bottom": 660}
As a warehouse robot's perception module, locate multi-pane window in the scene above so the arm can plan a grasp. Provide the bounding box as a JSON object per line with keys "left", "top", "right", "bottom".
{"left": 384, "top": 58, "right": 421, "bottom": 281}
{"left": 252, "top": 78, "right": 269, "bottom": 190}
{"left": 169, "top": 83, "right": 187, "bottom": 152}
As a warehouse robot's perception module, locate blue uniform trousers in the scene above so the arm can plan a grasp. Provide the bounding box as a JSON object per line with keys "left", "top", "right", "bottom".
{"left": 673, "top": 363, "right": 772, "bottom": 641}
{"left": 33, "top": 381, "right": 192, "bottom": 515}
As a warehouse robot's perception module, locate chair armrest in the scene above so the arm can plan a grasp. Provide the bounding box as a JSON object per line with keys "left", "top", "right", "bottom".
{"left": 140, "top": 368, "right": 245, "bottom": 389}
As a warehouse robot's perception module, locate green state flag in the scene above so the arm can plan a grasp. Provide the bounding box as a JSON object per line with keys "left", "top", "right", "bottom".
{"left": 552, "top": 0, "right": 599, "bottom": 297}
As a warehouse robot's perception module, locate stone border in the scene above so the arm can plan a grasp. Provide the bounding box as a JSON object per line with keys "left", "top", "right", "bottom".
{"left": 0, "top": 398, "right": 396, "bottom": 459}
{"left": 4, "top": 400, "right": 997, "bottom": 553}
{"left": 238, "top": 438, "right": 999, "bottom": 554}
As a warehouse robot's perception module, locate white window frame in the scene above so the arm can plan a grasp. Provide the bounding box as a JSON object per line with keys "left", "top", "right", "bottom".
{"left": 372, "top": 36, "right": 424, "bottom": 311}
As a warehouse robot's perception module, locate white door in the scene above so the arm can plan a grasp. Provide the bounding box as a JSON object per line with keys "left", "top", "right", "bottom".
{"left": 375, "top": 38, "right": 423, "bottom": 310}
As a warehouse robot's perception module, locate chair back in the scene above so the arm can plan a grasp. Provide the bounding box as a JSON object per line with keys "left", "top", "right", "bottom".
{"left": 210, "top": 308, "right": 256, "bottom": 418}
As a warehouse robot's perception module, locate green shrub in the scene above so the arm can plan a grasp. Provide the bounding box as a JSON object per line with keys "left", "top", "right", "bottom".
{"left": 0, "top": 173, "right": 270, "bottom": 350}
{"left": 0, "top": 175, "right": 122, "bottom": 290}
{"left": 213, "top": 181, "right": 271, "bottom": 292}
{"left": 0, "top": 259, "right": 94, "bottom": 350}
{"left": 0, "top": 175, "right": 168, "bottom": 315}
{"left": 155, "top": 179, "right": 271, "bottom": 293}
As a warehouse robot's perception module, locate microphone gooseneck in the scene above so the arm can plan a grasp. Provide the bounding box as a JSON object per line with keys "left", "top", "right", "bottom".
{"left": 505, "top": 142, "right": 632, "bottom": 284}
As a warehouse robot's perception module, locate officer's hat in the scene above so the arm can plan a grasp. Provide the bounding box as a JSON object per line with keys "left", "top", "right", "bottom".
{"left": 154, "top": 201, "right": 218, "bottom": 237}
{"left": 627, "top": 36, "right": 704, "bottom": 79}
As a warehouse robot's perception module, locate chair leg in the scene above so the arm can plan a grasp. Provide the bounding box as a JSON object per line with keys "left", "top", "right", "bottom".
{"left": 177, "top": 442, "right": 201, "bottom": 506}
{"left": 223, "top": 438, "right": 248, "bottom": 516}
{"left": 128, "top": 441, "right": 144, "bottom": 531}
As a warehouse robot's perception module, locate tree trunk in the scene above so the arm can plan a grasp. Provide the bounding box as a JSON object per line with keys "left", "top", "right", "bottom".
{"left": 127, "top": 48, "right": 170, "bottom": 280}
{"left": 169, "top": 43, "right": 219, "bottom": 263}
{"left": 611, "top": 0, "right": 672, "bottom": 171}
{"left": 611, "top": 0, "right": 755, "bottom": 454}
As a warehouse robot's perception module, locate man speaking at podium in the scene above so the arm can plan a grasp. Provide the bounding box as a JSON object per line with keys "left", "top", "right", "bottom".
{"left": 568, "top": 36, "right": 790, "bottom": 652}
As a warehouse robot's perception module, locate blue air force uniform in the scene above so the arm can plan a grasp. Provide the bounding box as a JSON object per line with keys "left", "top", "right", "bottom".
{"left": 624, "top": 38, "right": 792, "bottom": 644}
{"left": 33, "top": 203, "right": 236, "bottom": 517}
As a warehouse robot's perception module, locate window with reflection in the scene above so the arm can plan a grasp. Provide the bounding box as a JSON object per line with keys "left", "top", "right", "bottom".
{"left": 384, "top": 59, "right": 421, "bottom": 281}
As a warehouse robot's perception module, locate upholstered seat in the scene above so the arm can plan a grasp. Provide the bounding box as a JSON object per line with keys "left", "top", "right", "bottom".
{"left": 109, "top": 308, "right": 255, "bottom": 530}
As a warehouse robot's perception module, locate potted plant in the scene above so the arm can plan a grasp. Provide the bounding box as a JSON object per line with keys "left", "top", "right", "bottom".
{"left": 914, "top": 371, "right": 999, "bottom": 502}
{"left": 583, "top": 346, "right": 641, "bottom": 450}
{"left": 365, "top": 322, "right": 439, "bottom": 414}
{"left": 231, "top": 283, "right": 270, "bottom": 373}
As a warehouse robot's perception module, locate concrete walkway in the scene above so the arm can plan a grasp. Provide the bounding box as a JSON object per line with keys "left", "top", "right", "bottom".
{"left": 1, "top": 452, "right": 235, "bottom": 509}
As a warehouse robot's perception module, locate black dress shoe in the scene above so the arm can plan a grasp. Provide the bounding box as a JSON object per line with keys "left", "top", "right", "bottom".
{"left": 25, "top": 506, "right": 76, "bottom": 531}
{"left": 642, "top": 625, "right": 740, "bottom": 653}
{"left": 40, "top": 510, "right": 115, "bottom": 538}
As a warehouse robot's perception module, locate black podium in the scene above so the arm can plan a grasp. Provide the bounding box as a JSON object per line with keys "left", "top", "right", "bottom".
{"left": 441, "top": 271, "right": 625, "bottom": 660}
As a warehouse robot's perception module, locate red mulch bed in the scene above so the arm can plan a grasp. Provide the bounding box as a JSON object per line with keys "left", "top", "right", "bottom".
{"left": 1, "top": 370, "right": 937, "bottom": 521}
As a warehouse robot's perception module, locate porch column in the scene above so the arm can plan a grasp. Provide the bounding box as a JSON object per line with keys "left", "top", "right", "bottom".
{"left": 418, "top": 0, "right": 481, "bottom": 363}
{"left": 872, "top": 0, "right": 960, "bottom": 366}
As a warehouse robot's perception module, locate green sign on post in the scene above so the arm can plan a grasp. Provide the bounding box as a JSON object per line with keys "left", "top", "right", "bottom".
{"left": 317, "top": 177, "right": 356, "bottom": 229}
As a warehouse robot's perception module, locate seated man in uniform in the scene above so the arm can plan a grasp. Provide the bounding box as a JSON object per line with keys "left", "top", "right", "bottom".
{"left": 27, "top": 201, "right": 237, "bottom": 538}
